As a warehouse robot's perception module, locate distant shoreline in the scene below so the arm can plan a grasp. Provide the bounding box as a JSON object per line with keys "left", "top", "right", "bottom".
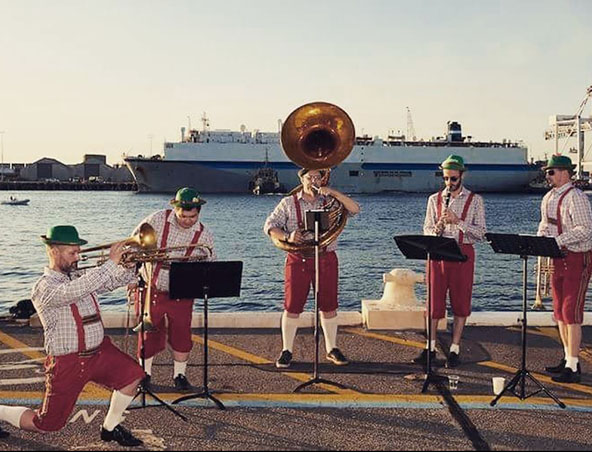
{"left": 0, "top": 181, "right": 137, "bottom": 191}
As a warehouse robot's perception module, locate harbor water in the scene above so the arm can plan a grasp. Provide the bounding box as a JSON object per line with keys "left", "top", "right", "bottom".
{"left": 0, "top": 190, "right": 583, "bottom": 315}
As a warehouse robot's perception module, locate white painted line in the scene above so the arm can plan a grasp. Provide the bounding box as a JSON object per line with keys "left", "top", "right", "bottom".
{"left": 0, "top": 377, "right": 45, "bottom": 385}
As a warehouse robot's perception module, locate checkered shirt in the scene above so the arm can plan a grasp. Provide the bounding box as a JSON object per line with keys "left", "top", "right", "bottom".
{"left": 537, "top": 182, "right": 592, "bottom": 252}
{"left": 263, "top": 191, "right": 356, "bottom": 252}
{"left": 31, "top": 260, "right": 136, "bottom": 356}
{"left": 134, "top": 209, "right": 216, "bottom": 292}
{"left": 423, "top": 187, "right": 487, "bottom": 244}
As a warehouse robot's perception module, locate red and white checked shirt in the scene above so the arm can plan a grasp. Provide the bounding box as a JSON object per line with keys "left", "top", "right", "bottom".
{"left": 263, "top": 191, "right": 356, "bottom": 252}
{"left": 423, "top": 187, "right": 487, "bottom": 244}
{"left": 537, "top": 182, "right": 592, "bottom": 252}
{"left": 31, "top": 260, "right": 136, "bottom": 356}
{"left": 134, "top": 209, "right": 216, "bottom": 292}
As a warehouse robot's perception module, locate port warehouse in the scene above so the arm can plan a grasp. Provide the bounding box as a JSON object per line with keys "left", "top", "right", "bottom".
{"left": 0, "top": 154, "right": 133, "bottom": 183}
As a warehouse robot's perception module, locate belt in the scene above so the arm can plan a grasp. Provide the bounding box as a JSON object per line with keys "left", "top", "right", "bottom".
{"left": 78, "top": 345, "right": 100, "bottom": 357}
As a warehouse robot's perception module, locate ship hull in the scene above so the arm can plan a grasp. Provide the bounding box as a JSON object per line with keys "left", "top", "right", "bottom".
{"left": 125, "top": 158, "right": 538, "bottom": 194}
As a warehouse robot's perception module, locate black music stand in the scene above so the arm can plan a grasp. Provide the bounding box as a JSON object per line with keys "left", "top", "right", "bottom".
{"left": 394, "top": 235, "right": 467, "bottom": 393}
{"left": 486, "top": 233, "right": 566, "bottom": 408}
{"left": 170, "top": 261, "right": 243, "bottom": 410}
{"left": 294, "top": 209, "right": 350, "bottom": 393}
{"left": 129, "top": 274, "right": 187, "bottom": 421}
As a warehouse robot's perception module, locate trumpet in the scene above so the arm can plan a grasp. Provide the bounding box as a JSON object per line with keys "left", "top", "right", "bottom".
{"left": 533, "top": 256, "right": 553, "bottom": 310}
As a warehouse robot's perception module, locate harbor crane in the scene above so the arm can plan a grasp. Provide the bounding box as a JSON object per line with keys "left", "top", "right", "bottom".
{"left": 406, "top": 107, "right": 417, "bottom": 141}
{"left": 544, "top": 84, "right": 592, "bottom": 180}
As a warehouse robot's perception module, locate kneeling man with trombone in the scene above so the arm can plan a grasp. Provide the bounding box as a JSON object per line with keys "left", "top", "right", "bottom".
{"left": 0, "top": 225, "right": 145, "bottom": 446}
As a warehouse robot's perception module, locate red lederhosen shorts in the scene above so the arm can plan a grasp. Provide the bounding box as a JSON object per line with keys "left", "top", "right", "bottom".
{"left": 551, "top": 250, "right": 592, "bottom": 324}
{"left": 33, "top": 337, "right": 144, "bottom": 432}
{"left": 137, "top": 290, "right": 194, "bottom": 359}
{"left": 284, "top": 251, "right": 338, "bottom": 314}
{"left": 428, "top": 244, "right": 475, "bottom": 319}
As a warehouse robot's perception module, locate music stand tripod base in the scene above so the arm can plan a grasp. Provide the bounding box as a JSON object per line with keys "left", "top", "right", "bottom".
{"left": 393, "top": 235, "right": 466, "bottom": 394}
{"left": 293, "top": 210, "right": 352, "bottom": 393}
{"left": 485, "top": 233, "right": 566, "bottom": 409}
{"left": 168, "top": 261, "right": 243, "bottom": 410}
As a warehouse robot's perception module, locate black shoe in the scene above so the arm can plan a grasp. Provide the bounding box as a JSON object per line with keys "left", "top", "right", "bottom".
{"left": 138, "top": 374, "right": 152, "bottom": 392}
{"left": 446, "top": 351, "right": 460, "bottom": 368}
{"left": 545, "top": 359, "right": 566, "bottom": 374}
{"left": 100, "top": 425, "right": 143, "bottom": 447}
{"left": 0, "top": 426, "right": 9, "bottom": 438}
{"left": 552, "top": 367, "right": 582, "bottom": 383}
{"left": 174, "top": 374, "right": 191, "bottom": 391}
{"left": 326, "top": 348, "right": 349, "bottom": 366}
{"left": 545, "top": 360, "right": 581, "bottom": 374}
{"left": 275, "top": 350, "right": 293, "bottom": 369}
{"left": 412, "top": 349, "right": 436, "bottom": 365}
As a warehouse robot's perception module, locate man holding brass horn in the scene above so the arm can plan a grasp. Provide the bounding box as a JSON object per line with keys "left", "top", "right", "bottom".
{"left": 537, "top": 155, "right": 592, "bottom": 383}
{"left": 0, "top": 226, "right": 145, "bottom": 447}
{"left": 264, "top": 102, "right": 360, "bottom": 369}
{"left": 132, "top": 187, "right": 216, "bottom": 391}
{"left": 418, "top": 155, "right": 486, "bottom": 368}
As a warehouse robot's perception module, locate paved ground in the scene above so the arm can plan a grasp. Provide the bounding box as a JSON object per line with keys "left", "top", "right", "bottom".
{"left": 0, "top": 321, "right": 591, "bottom": 450}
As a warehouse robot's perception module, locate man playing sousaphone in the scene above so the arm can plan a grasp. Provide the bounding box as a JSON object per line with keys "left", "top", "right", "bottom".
{"left": 131, "top": 187, "right": 216, "bottom": 390}
{"left": 264, "top": 168, "right": 360, "bottom": 368}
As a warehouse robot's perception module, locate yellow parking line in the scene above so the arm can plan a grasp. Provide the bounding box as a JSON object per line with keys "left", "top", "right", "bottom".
{"left": 191, "top": 335, "right": 360, "bottom": 394}
{"left": 342, "top": 327, "right": 425, "bottom": 349}
{"left": 0, "top": 330, "right": 111, "bottom": 399}
{"left": 343, "top": 327, "right": 592, "bottom": 395}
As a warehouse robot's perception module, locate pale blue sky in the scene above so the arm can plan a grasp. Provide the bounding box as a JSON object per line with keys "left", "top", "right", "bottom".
{"left": 1, "top": 0, "right": 590, "bottom": 164}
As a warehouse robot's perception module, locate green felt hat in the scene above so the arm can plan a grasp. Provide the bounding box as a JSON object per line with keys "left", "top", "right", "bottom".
{"left": 440, "top": 154, "right": 466, "bottom": 171}
{"left": 40, "top": 225, "right": 88, "bottom": 246}
{"left": 169, "top": 187, "right": 207, "bottom": 208}
{"left": 542, "top": 154, "right": 575, "bottom": 171}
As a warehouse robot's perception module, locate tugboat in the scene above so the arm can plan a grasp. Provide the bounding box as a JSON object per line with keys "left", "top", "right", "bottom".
{"left": 249, "top": 150, "right": 286, "bottom": 195}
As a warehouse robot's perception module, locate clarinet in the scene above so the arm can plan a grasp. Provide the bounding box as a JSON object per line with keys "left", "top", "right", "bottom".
{"left": 438, "top": 189, "right": 451, "bottom": 236}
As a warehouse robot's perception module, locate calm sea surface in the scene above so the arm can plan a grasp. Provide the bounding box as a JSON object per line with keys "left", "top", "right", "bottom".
{"left": 0, "top": 190, "right": 588, "bottom": 315}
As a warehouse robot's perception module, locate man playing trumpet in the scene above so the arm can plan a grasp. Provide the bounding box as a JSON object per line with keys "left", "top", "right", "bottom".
{"left": 537, "top": 155, "right": 592, "bottom": 383}
{"left": 418, "top": 155, "right": 486, "bottom": 368}
{"left": 264, "top": 168, "right": 360, "bottom": 368}
{"left": 0, "top": 226, "right": 145, "bottom": 446}
{"left": 132, "top": 187, "right": 216, "bottom": 391}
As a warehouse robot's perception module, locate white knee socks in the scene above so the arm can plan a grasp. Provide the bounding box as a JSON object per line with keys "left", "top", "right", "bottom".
{"left": 173, "top": 360, "right": 187, "bottom": 377}
{"left": 320, "top": 316, "right": 338, "bottom": 352}
{"left": 103, "top": 390, "right": 134, "bottom": 432}
{"left": 0, "top": 405, "right": 28, "bottom": 428}
{"left": 140, "top": 357, "right": 153, "bottom": 376}
{"left": 281, "top": 313, "right": 299, "bottom": 352}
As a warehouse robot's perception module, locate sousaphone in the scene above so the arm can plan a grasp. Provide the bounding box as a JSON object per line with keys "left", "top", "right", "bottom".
{"left": 273, "top": 102, "right": 356, "bottom": 253}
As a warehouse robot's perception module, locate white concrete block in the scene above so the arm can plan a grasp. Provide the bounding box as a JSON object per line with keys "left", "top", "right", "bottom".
{"left": 361, "top": 300, "right": 446, "bottom": 330}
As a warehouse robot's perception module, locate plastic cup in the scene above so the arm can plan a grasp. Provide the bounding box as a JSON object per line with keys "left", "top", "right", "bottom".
{"left": 448, "top": 375, "right": 460, "bottom": 390}
{"left": 492, "top": 377, "right": 506, "bottom": 395}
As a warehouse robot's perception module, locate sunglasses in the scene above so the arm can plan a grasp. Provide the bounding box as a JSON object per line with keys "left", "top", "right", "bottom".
{"left": 545, "top": 169, "right": 556, "bottom": 176}
{"left": 442, "top": 176, "right": 459, "bottom": 182}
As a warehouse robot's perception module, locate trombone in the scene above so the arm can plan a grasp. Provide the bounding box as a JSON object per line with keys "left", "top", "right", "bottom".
{"left": 78, "top": 223, "right": 213, "bottom": 332}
